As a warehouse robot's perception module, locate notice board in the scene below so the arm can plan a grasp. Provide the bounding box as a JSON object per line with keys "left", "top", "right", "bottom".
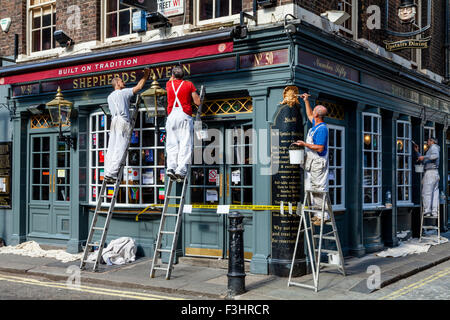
{"left": 0, "top": 142, "right": 12, "bottom": 208}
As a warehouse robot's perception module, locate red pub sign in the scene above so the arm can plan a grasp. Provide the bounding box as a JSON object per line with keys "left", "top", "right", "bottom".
{"left": 1, "top": 42, "right": 234, "bottom": 85}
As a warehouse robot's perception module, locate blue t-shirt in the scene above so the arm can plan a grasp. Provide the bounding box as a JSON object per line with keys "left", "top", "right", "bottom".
{"left": 310, "top": 119, "right": 328, "bottom": 157}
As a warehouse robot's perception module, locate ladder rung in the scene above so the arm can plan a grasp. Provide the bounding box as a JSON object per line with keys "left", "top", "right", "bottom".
{"left": 422, "top": 226, "right": 439, "bottom": 229}
{"left": 164, "top": 213, "right": 179, "bottom": 217}
{"left": 167, "top": 196, "right": 182, "bottom": 199}
{"left": 303, "top": 209, "right": 325, "bottom": 213}
{"left": 313, "top": 235, "right": 336, "bottom": 240}
{"left": 92, "top": 227, "right": 104, "bottom": 231}
{"left": 320, "top": 262, "right": 342, "bottom": 268}
{"left": 423, "top": 216, "right": 439, "bottom": 219}
{"left": 153, "top": 267, "right": 169, "bottom": 271}
{"left": 161, "top": 231, "right": 176, "bottom": 234}
{"left": 157, "top": 249, "right": 172, "bottom": 253}
{"left": 315, "top": 249, "right": 339, "bottom": 254}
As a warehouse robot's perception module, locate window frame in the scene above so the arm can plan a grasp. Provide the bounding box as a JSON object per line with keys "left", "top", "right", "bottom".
{"left": 27, "top": 0, "right": 57, "bottom": 54}
{"left": 396, "top": 120, "right": 413, "bottom": 205}
{"left": 195, "top": 0, "right": 242, "bottom": 26}
{"left": 362, "top": 112, "right": 382, "bottom": 208}
{"left": 102, "top": 0, "right": 136, "bottom": 42}
{"left": 328, "top": 124, "right": 346, "bottom": 211}
{"left": 88, "top": 109, "right": 166, "bottom": 208}
{"left": 338, "top": 0, "right": 358, "bottom": 40}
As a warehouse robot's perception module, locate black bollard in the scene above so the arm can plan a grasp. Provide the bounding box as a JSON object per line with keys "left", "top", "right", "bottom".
{"left": 227, "top": 211, "right": 246, "bottom": 297}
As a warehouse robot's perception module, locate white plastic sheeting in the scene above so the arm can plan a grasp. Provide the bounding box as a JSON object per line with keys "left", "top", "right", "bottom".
{"left": 87, "top": 237, "right": 136, "bottom": 265}
{"left": 376, "top": 236, "right": 449, "bottom": 258}
{"left": 0, "top": 241, "right": 82, "bottom": 263}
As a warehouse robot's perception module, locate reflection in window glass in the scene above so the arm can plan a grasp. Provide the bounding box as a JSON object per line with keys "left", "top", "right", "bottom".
{"left": 89, "top": 110, "right": 165, "bottom": 206}
{"left": 362, "top": 114, "right": 382, "bottom": 206}
{"left": 328, "top": 125, "right": 345, "bottom": 209}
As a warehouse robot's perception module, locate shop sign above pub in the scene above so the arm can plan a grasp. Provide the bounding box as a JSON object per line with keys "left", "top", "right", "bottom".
{"left": 383, "top": 0, "right": 432, "bottom": 52}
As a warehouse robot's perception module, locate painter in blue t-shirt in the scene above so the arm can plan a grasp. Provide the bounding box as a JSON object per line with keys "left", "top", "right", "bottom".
{"left": 310, "top": 119, "right": 328, "bottom": 157}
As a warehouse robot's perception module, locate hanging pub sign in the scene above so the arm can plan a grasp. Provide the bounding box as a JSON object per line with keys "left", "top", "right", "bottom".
{"left": 383, "top": 0, "right": 432, "bottom": 52}
{"left": 384, "top": 37, "right": 431, "bottom": 52}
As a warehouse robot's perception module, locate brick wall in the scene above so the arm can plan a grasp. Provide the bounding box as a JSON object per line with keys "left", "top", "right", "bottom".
{"left": 55, "top": 0, "right": 100, "bottom": 46}
{"left": 0, "top": 0, "right": 26, "bottom": 57}
{"left": 0, "top": 0, "right": 446, "bottom": 78}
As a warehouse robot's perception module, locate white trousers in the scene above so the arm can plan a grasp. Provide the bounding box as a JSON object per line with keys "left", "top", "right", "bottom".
{"left": 422, "top": 169, "right": 440, "bottom": 215}
{"left": 304, "top": 157, "right": 330, "bottom": 220}
{"left": 104, "top": 116, "right": 132, "bottom": 179}
{"left": 165, "top": 107, "right": 193, "bottom": 176}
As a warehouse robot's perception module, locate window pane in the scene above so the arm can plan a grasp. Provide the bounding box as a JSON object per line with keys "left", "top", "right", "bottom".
{"left": 364, "top": 188, "right": 372, "bottom": 203}
{"left": 42, "top": 186, "right": 49, "bottom": 200}
{"left": 106, "top": 13, "right": 118, "bottom": 38}
{"left": 142, "top": 188, "right": 154, "bottom": 203}
{"left": 142, "top": 149, "right": 154, "bottom": 166}
{"left": 243, "top": 188, "right": 252, "bottom": 205}
{"left": 363, "top": 169, "right": 372, "bottom": 186}
{"left": 232, "top": 0, "right": 242, "bottom": 15}
{"left": 231, "top": 188, "right": 241, "bottom": 204}
{"left": 373, "top": 117, "right": 378, "bottom": 133}
{"left": 200, "top": 0, "right": 213, "bottom": 20}
{"left": 107, "top": 0, "right": 117, "bottom": 12}
{"left": 142, "top": 168, "right": 154, "bottom": 185}
{"left": 216, "top": 0, "right": 229, "bottom": 18}
{"left": 191, "top": 187, "right": 204, "bottom": 203}
{"left": 119, "top": 10, "right": 131, "bottom": 36}
{"left": 33, "top": 154, "right": 41, "bottom": 168}
{"left": 364, "top": 116, "right": 371, "bottom": 132}
{"left": 32, "top": 14, "right": 41, "bottom": 29}
{"left": 42, "top": 153, "right": 50, "bottom": 168}
{"left": 398, "top": 187, "right": 404, "bottom": 201}
{"left": 33, "top": 186, "right": 40, "bottom": 200}
{"left": 329, "top": 129, "right": 335, "bottom": 147}
{"left": 42, "top": 11, "right": 52, "bottom": 27}
{"left": 32, "top": 30, "right": 41, "bottom": 52}
{"left": 191, "top": 168, "right": 204, "bottom": 185}
{"left": 243, "top": 167, "right": 252, "bottom": 185}
{"left": 398, "top": 122, "right": 404, "bottom": 138}
{"left": 33, "top": 170, "right": 40, "bottom": 184}
{"left": 42, "top": 27, "right": 52, "bottom": 50}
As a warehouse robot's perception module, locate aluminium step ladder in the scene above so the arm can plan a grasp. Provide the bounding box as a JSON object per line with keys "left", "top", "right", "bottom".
{"left": 288, "top": 189, "right": 345, "bottom": 292}
{"left": 419, "top": 198, "right": 441, "bottom": 244}
{"left": 150, "top": 173, "right": 189, "bottom": 280}
{"left": 80, "top": 95, "right": 141, "bottom": 272}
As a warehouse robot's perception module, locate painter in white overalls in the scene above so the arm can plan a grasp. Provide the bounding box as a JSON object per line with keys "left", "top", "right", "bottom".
{"left": 295, "top": 93, "right": 330, "bottom": 223}
{"left": 303, "top": 122, "right": 329, "bottom": 221}
{"left": 165, "top": 66, "right": 200, "bottom": 179}
{"left": 104, "top": 69, "right": 150, "bottom": 181}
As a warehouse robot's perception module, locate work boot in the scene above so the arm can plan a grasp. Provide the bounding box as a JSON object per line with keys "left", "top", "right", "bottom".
{"left": 104, "top": 175, "right": 117, "bottom": 184}
{"left": 167, "top": 169, "right": 177, "bottom": 181}
{"left": 175, "top": 173, "right": 186, "bottom": 182}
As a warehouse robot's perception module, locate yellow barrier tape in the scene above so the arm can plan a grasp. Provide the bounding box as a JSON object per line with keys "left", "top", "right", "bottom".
{"left": 136, "top": 203, "right": 302, "bottom": 221}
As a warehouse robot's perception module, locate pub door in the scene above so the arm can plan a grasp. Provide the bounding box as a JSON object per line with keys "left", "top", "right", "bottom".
{"left": 183, "top": 121, "right": 254, "bottom": 259}
{"left": 28, "top": 134, "right": 71, "bottom": 241}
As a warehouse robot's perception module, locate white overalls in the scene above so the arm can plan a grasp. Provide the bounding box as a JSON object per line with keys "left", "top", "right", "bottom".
{"left": 303, "top": 122, "right": 329, "bottom": 220}
{"left": 165, "top": 81, "right": 194, "bottom": 176}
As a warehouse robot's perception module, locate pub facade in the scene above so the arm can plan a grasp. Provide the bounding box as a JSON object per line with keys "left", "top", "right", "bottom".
{"left": 1, "top": 0, "right": 450, "bottom": 276}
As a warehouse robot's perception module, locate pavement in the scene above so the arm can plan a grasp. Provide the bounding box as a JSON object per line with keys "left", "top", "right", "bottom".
{"left": 0, "top": 231, "right": 449, "bottom": 300}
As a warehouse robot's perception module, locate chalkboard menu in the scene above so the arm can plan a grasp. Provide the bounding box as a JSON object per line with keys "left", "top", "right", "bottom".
{"left": 0, "top": 142, "right": 12, "bottom": 208}
{"left": 269, "top": 104, "right": 305, "bottom": 277}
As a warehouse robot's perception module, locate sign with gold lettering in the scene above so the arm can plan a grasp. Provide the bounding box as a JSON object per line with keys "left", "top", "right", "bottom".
{"left": 270, "top": 103, "right": 305, "bottom": 277}
{"left": 2, "top": 42, "right": 233, "bottom": 85}
{"left": 12, "top": 56, "right": 236, "bottom": 97}
{"left": 240, "top": 49, "right": 288, "bottom": 69}
{"left": 384, "top": 37, "right": 431, "bottom": 52}
{"left": 298, "top": 50, "right": 359, "bottom": 82}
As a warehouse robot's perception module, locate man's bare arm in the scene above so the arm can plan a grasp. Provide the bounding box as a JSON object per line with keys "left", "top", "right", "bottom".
{"left": 300, "top": 93, "right": 313, "bottom": 122}
{"left": 294, "top": 140, "right": 324, "bottom": 153}
{"left": 192, "top": 91, "right": 201, "bottom": 106}
{"left": 132, "top": 68, "right": 151, "bottom": 94}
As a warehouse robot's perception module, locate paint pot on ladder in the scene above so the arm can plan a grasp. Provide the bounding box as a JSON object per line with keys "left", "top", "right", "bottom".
{"left": 414, "top": 164, "right": 424, "bottom": 173}
{"left": 289, "top": 143, "right": 304, "bottom": 165}
{"left": 328, "top": 253, "right": 340, "bottom": 265}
